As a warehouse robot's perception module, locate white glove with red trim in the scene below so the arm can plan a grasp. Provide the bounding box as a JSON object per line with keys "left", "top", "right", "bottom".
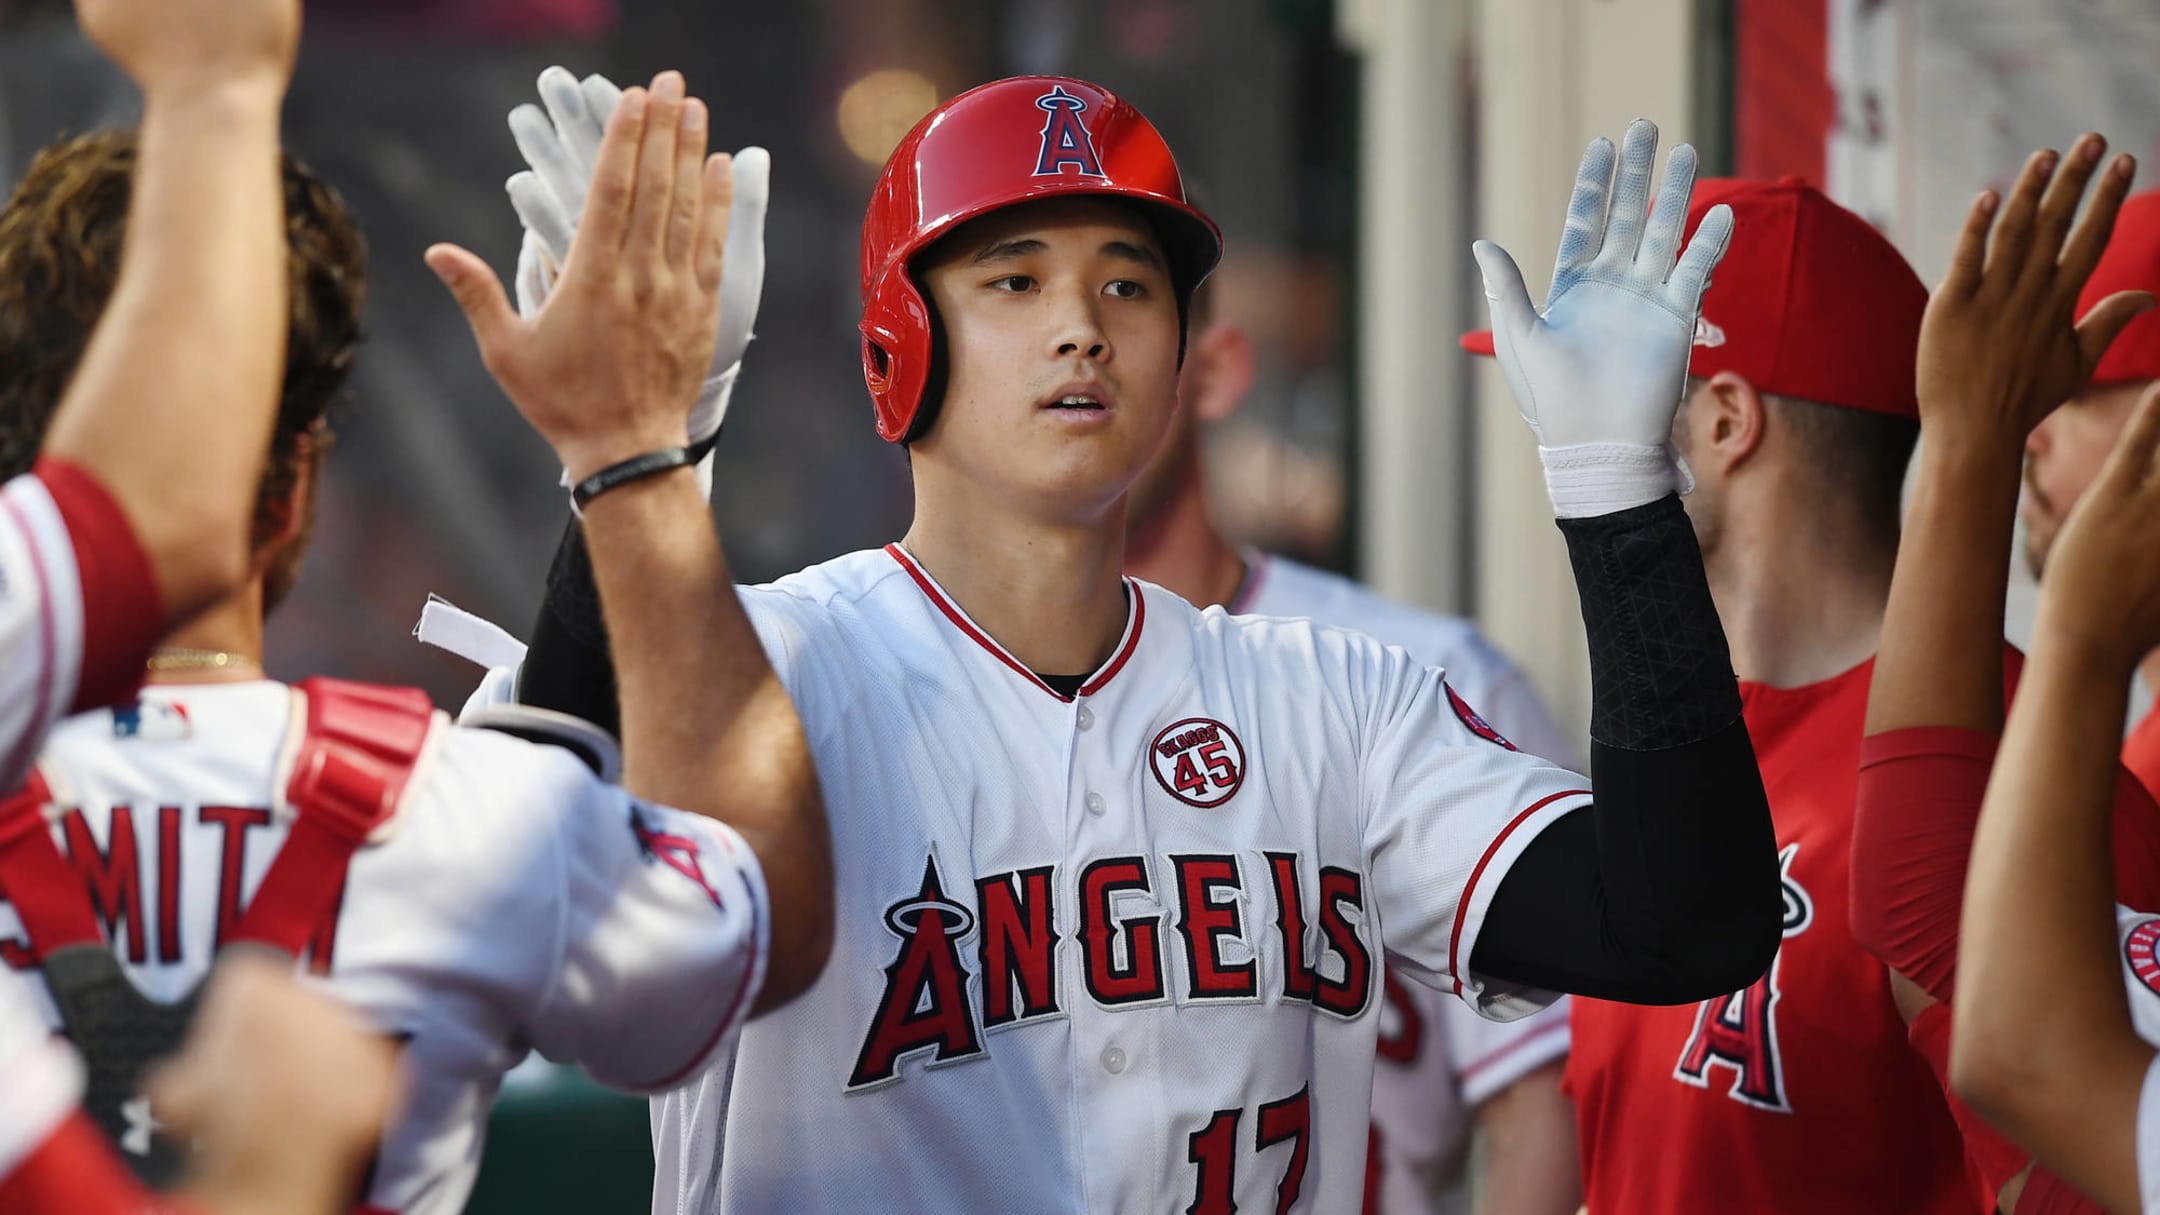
{"left": 504, "top": 66, "right": 768, "bottom": 449}
{"left": 1471, "top": 118, "right": 1732, "bottom": 518}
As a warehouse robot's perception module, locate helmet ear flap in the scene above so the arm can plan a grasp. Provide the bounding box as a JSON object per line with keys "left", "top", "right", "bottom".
{"left": 861, "top": 270, "right": 937, "bottom": 443}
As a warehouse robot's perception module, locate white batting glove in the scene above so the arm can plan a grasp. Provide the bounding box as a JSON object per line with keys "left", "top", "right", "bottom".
{"left": 1471, "top": 119, "right": 1733, "bottom": 518}
{"left": 504, "top": 66, "right": 768, "bottom": 447}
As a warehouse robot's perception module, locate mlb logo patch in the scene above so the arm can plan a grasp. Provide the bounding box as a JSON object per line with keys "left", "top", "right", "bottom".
{"left": 113, "top": 701, "right": 191, "bottom": 741}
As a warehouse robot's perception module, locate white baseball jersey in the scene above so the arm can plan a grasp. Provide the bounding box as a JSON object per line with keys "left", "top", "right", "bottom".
{"left": 0, "top": 465, "right": 161, "bottom": 791}
{"left": 2119, "top": 906, "right": 2160, "bottom": 1214}
{"left": 0, "top": 966, "right": 79, "bottom": 1188}
{"left": 516, "top": 543, "right": 1586, "bottom": 1214}
{"left": 1237, "top": 550, "right": 1575, "bottom": 1215}
{"left": 0, "top": 680, "right": 769, "bottom": 1215}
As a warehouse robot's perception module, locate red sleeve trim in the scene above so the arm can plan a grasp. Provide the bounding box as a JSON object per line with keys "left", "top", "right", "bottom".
{"left": 31, "top": 457, "right": 161, "bottom": 713}
{"left": 0, "top": 1111, "right": 164, "bottom": 1213}
{"left": 2012, "top": 1163, "right": 2109, "bottom": 1214}
{"left": 635, "top": 844, "right": 764, "bottom": 1092}
{"left": 1447, "top": 788, "right": 1590, "bottom": 997}
{"left": 1458, "top": 1014, "right": 1570, "bottom": 1091}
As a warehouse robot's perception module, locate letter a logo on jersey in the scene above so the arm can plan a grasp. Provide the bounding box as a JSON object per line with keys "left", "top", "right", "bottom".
{"left": 1033, "top": 85, "right": 1106, "bottom": 178}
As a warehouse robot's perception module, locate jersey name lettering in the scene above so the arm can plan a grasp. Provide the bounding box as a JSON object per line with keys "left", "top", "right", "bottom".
{"left": 847, "top": 851, "right": 1373, "bottom": 1090}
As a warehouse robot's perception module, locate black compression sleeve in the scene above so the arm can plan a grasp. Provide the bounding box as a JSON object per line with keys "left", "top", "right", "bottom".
{"left": 1468, "top": 495, "right": 1780, "bottom": 1004}
{"left": 515, "top": 515, "right": 623, "bottom": 737}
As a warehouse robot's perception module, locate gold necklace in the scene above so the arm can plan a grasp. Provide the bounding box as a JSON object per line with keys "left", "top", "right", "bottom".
{"left": 146, "top": 648, "right": 262, "bottom": 674}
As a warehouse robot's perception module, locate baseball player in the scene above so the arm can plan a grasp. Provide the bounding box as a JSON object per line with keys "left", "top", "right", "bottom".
{"left": 1465, "top": 176, "right": 1997, "bottom": 1212}
{"left": 0, "top": 76, "right": 832, "bottom": 1215}
{"left": 1, "top": 957, "right": 401, "bottom": 1215}
{"left": 2017, "top": 188, "right": 2160, "bottom": 796}
{"left": 450, "top": 74, "right": 1781, "bottom": 1212}
{"left": 1124, "top": 280, "right": 1580, "bottom": 1215}
{"left": 1852, "top": 137, "right": 2160, "bottom": 1212}
{"left": 0, "top": 0, "right": 309, "bottom": 790}
{"left": 1951, "top": 376, "right": 2160, "bottom": 1215}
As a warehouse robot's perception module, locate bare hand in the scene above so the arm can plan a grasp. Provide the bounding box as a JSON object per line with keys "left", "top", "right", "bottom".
{"left": 2035, "top": 382, "right": 2160, "bottom": 666}
{"left": 428, "top": 70, "right": 729, "bottom": 483}
{"left": 1916, "top": 135, "right": 2150, "bottom": 454}
{"left": 72, "top": 0, "right": 299, "bottom": 98}
{"left": 150, "top": 954, "right": 402, "bottom": 1215}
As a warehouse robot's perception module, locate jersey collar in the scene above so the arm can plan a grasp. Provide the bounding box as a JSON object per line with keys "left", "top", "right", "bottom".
{"left": 884, "top": 542, "right": 1145, "bottom": 703}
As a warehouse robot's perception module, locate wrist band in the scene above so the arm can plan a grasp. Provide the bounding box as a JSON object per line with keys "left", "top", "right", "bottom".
{"left": 571, "top": 447, "right": 692, "bottom": 508}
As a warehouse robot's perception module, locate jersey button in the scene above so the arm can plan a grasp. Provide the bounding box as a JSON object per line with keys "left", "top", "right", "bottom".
{"left": 1101, "top": 1045, "right": 1127, "bottom": 1074}
{"left": 1085, "top": 792, "right": 1106, "bottom": 816}
{"left": 1076, "top": 704, "right": 1095, "bottom": 730}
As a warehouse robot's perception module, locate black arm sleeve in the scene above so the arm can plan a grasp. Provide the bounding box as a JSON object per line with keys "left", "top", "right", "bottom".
{"left": 515, "top": 515, "right": 623, "bottom": 738}
{"left": 1468, "top": 494, "right": 1781, "bottom": 1005}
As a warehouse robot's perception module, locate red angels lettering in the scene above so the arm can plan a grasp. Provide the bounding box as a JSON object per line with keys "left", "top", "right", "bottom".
{"left": 1314, "top": 866, "right": 1373, "bottom": 1017}
{"left": 976, "top": 866, "right": 1059, "bottom": 1028}
{"left": 1078, "top": 857, "right": 1166, "bottom": 1005}
{"left": 62, "top": 806, "right": 146, "bottom": 963}
{"left": 1375, "top": 971, "right": 1425, "bottom": 1064}
{"left": 1150, "top": 717, "right": 1246, "bottom": 808}
{"left": 1673, "top": 842, "right": 1812, "bottom": 1112}
{"left": 1172, "top": 855, "right": 1256, "bottom": 1000}
{"left": 1265, "top": 852, "right": 1320, "bottom": 1003}
{"left": 849, "top": 857, "right": 984, "bottom": 1090}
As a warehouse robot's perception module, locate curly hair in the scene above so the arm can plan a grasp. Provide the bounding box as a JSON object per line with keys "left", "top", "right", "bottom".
{"left": 0, "top": 129, "right": 366, "bottom": 607}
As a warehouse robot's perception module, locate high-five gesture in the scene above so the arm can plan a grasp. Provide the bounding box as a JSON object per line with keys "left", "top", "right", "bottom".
{"left": 1918, "top": 135, "right": 2150, "bottom": 449}
{"left": 1472, "top": 119, "right": 1732, "bottom": 517}
{"left": 503, "top": 67, "right": 771, "bottom": 450}
{"left": 427, "top": 71, "right": 730, "bottom": 482}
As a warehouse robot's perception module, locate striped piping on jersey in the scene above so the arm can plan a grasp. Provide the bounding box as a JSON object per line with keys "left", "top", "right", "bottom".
{"left": 0, "top": 490, "right": 58, "bottom": 789}
{"left": 1445, "top": 788, "right": 1590, "bottom": 999}
{"left": 1457, "top": 1011, "right": 1569, "bottom": 1090}
{"left": 883, "top": 542, "right": 1145, "bottom": 702}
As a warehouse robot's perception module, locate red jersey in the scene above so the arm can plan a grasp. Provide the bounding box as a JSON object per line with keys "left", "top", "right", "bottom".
{"left": 2125, "top": 700, "right": 2160, "bottom": 806}
{"left": 1566, "top": 660, "right": 1978, "bottom": 1213}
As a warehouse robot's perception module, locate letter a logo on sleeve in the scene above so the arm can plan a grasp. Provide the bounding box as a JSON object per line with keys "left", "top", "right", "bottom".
{"left": 1033, "top": 84, "right": 1106, "bottom": 178}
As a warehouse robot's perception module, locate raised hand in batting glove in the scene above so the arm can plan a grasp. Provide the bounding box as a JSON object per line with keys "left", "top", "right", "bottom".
{"left": 506, "top": 65, "right": 768, "bottom": 448}
{"left": 1473, "top": 119, "right": 1732, "bottom": 518}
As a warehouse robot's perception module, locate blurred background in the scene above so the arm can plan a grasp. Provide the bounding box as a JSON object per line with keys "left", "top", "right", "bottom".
{"left": 4, "top": 0, "right": 2160, "bottom": 1208}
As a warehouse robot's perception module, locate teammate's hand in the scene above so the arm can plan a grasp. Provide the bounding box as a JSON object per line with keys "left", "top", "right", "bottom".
{"left": 2034, "top": 382, "right": 2160, "bottom": 668}
{"left": 506, "top": 66, "right": 770, "bottom": 446}
{"left": 1916, "top": 134, "right": 2149, "bottom": 456}
{"left": 1472, "top": 119, "right": 1731, "bottom": 517}
{"left": 151, "top": 954, "right": 402, "bottom": 1215}
{"left": 427, "top": 71, "right": 730, "bottom": 483}
{"left": 72, "top": 0, "right": 299, "bottom": 99}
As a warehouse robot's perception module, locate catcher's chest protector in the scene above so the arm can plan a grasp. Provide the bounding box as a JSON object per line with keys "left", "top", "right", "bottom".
{"left": 0, "top": 677, "right": 432, "bottom": 1186}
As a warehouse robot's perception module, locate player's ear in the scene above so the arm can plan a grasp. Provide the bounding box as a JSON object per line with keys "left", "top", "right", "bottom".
{"left": 1182, "top": 320, "right": 1255, "bottom": 426}
{"left": 1697, "top": 370, "right": 1768, "bottom": 474}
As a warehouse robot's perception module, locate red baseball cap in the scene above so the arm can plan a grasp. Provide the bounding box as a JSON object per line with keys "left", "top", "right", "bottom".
{"left": 2082, "top": 189, "right": 2160, "bottom": 386}
{"left": 1461, "top": 177, "right": 1927, "bottom": 418}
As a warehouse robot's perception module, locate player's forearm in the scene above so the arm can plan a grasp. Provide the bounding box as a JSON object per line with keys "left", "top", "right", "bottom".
{"left": 1865, "top": 440, "right": 2023, "bottom": 736}
{"left": 1470, "top": 1063, "right": 1582, "bottom": 1215}
{"left": 576, "top": 468, "right": 832, "bottom": 1010}
{"left": 39, "top": 81, "right": 287, "bottom": 621}
{"left": 1474, "top": 497, "right": 1778, "bottom": 1001}
{"left": 1953, "top": 628, "right": 2145, "bottom": 1206}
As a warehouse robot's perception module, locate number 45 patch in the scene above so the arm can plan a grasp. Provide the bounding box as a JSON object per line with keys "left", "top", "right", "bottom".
{"left": 1149, "top": 718, "right": 1246, "bottom": 808}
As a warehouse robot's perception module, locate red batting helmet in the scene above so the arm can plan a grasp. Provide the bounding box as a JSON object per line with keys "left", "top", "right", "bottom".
{"left": 859, "top": 76, "right": 1223, "bottom": 443}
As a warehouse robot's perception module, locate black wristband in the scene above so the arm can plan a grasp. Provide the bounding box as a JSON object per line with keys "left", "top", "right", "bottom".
{"left": 571, "top": 446, "right": 692, "bottom": 508}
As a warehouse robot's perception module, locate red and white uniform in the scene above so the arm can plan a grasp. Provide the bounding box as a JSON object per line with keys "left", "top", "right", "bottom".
{"left": 0, "top": 461, "right": 162, "bottom": 790}
{"left": 2120, "top": 907, "right": 2160, "bottom": 1214}
{"left": 1567, "top": 661, "right": 1976, "bottom": 1213}
{"left": 1234, "top": 551, "right": 1576, "bottom": 1215}
{"left": 500, "top": 544, "right": 1591, "bottom": 1214}
{"left": 0, "top": 681, "right": 768, "bottom": 1215}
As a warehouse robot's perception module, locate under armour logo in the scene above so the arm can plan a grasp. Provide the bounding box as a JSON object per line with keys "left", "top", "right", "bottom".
{"left": 1693, "top": 317, "right": 1727, "bottom": 348}
{"left": 121, "top": 1095, "right": 166, "bottom": 1156}
{"left": 1033, "top": 85, "right": 1106, "bottom": 178}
